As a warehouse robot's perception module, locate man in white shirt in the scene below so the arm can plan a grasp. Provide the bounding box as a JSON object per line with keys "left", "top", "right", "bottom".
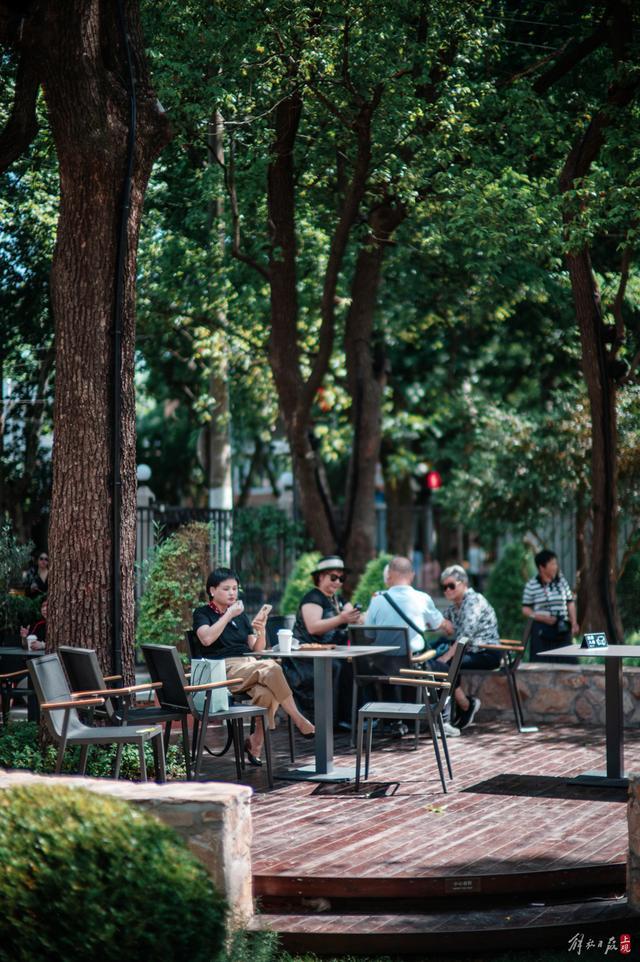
{"left": 366, "top": 555, "right": 453, "bottom": 653}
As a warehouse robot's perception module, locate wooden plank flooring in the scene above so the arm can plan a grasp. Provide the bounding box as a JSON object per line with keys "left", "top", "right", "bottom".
{"left": 199, "top": 719, "right": 637, "bottom": 898}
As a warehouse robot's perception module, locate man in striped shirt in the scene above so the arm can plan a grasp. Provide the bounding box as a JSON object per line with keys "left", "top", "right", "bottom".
{"left": 522, "top": 549, "right": 579, "bottom": 662}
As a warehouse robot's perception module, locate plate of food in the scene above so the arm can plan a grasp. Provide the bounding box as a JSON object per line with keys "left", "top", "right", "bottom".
{"left": 298, "top": 643, "right": 337, "bottom": 651}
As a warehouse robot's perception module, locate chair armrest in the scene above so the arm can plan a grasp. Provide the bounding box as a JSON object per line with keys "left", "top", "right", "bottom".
{"left": 71, "top": 681, "right": 162, "bottom": 698}
{"left": 388, "top": 676, "right": 450, "bottom": 690}
{"left": 411, "top": 651, "right": 436, "bottom": 664}
{"left": 0, "top": 668, "right": 30, "bottom": 681}
{"left": 400, "top": 667, "right": 449, "bottom": 679}
{"left": 103, "top": 674, "right": 122, "bottom": 682}
{"left": 184, "top": 677, "right": 243, "bottom": 693}
{"left": 42, "top": 697, "right": 105, "bottom": 710}
{"left": 478, "top": 642, "right": 523, "bottom": 652}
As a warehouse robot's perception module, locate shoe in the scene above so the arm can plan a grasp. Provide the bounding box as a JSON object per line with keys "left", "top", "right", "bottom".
{"left": 438, "top": 720, "right": 460, "bottom": 738}
{"left": 391, "top": 721, "right": 410, "bottom": 739}
{"left": 457, "top": 697, "right": 481, "bottom": 730}
{"left": 244, "top": 739, "right": 263, "bottom": 767}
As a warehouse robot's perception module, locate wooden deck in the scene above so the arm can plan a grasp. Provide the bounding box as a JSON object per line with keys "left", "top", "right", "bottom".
{"left": 199, "top": 719, "right": 640, "bottom": 954}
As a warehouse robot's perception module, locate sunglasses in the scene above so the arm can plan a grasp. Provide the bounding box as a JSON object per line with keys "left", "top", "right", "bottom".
{"left": 328, "top": 574, "right": 344, "bottom": 583}
{"left": 442, "top": 582, "right": 457, "bottom": 591}
{"left": 39, "top": 556, "right": 49, "bottom": 562}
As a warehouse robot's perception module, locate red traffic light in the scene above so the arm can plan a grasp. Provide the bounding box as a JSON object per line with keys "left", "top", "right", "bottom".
{"left": 425, "top": 470, "right": 442, "bottom": 490}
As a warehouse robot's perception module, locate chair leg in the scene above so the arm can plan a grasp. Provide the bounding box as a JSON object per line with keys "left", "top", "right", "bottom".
{"left": 181, "top": 717, "right": 192, "bottom": 781}
{"left": 365, "top": 718, "right": 374, "bottom": 781}
{"left": 262, "top": 718, "right": 274, "bottom": 790}
{"left": 138, "top": 741, "right": 148, "bottom": 783}
{"left": 428, "top": 712, "right": 448, "bottom": 793}
{"left": 350, "top": 679, "right": 358, "bottom": 748}
{"left": 191, "top": 717, "right": 200, "bottom": 764}
{"left": 231, "top": 721, "right": 243, "bottom": 781}
{"left": 113, "top": 743, "right": 124, "bottom": 780}
{"left": 355, "top": 713, "right": 364, "bottom": 789}
{"left": 78, "top": 744, "right": 90, "bottom": 775}
{"left": 55, "top": 742, "right": 66, "bottom": 775}
{"left": 437, "top": 712, "right": 454, "bottom": 780}
{"left": 288, "top": 716, "right": 296, "bottom": 763}
{"left": 163, "top": 720, "right": 172, "bottom": 755}
{"left": 153, "top": 733, "right": 166, "bottom": 784}
{"left": 238, "top": 719, "right": 246, "bottom": 771}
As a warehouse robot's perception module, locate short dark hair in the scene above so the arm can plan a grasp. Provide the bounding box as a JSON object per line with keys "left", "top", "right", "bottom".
{"left": 206, "top": 567, "right": 240, "bottom": 592}
{"left": 534, "top": 549, "right": 557, "bottom": 570}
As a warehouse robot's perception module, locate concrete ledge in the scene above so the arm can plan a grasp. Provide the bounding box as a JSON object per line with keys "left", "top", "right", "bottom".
{"left": 0, "top": 771, "right": 253, "bottom": 925}
{"left": 464, "top": 663, "right": 640, "bottom": 728}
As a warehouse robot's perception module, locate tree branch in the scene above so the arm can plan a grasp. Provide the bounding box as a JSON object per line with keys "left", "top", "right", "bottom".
{"left": 532, "top": 8, "right": 609, "bottom": 94}
{"left": 610, "top": 243, "right": 634, "bottom": 358}
{"left": 226, "top": 134, "right": 270, "bottom": 281}
{"left": 0, "top": 52, "right": 40, "bottom": 173}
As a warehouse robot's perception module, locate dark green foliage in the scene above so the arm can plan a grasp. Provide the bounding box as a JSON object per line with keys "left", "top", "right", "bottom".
{"left": 233, "top": 506, "right": 303, "bottom": 592}
{"left": 352, "top": 554, "right": 392, "bottom": 609}
{"left": 619, "top": 554, "right": 640, "bottom": 636}
{"left": 485, "top": 541, "right": 536, "bottom": 642}
{"left": 137, "top": 522, "right": 213, "bottom": 650}
{"left": 0, "top": 593, "right": 41, "bottom": 644}
{"left": 0, "top": 723, "right": 187, "bottom": 780}
{"left": 0, "top": 784, "right": 226, "bottom": 962}
{"left": 280, "top": 552, "right": 321, "bottom": 615}
{"left": 0, "top": 523, "right": 32, "bottom": 593}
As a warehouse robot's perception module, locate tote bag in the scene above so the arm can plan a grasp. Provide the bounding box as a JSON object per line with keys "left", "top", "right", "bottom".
{"left": 189, "top": 658, "right": 230, "bottom": 714}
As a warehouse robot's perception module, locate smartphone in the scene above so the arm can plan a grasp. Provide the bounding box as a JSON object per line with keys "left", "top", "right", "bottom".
{"left": 258, "top": 604, "right": 273, "bottom": 619}
{"left": 353, "top": 603, "right": 363, "bottom": 611}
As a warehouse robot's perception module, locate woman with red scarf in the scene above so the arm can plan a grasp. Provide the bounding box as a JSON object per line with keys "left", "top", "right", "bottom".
{"left": 193, "top": 567, "right": 314, "bottom": 766}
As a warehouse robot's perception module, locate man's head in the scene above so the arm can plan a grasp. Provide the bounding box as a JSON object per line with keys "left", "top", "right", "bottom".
{"left": 387, "top": 556, "right": 414, "bottom": 586}
{"left": 535, "top": 549, "right": 558, "bottom": 581}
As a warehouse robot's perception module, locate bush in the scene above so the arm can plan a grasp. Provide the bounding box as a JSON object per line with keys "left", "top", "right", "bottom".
{"left": 0, "top": 784, "right": 226, "bottom": 962}
{"left": 0, "top": 723, "right": 187, "bottom": 781}
{"left": 0, "top": 593, "right": 41, "bottom": 644}
{"left": 233, "top": 506, "right": 303, "bottom": 587}
{"left": 137, "top": 522, "right": 214, "bottom": 650}
{"left": 0, "top": 522, "right": 32, "bottom": 594}
{"left": 280, "top": 551, "right": 321, "bottom": 614}
{"left": 352, "top": 553, "right": 392, "bottom": 609}
{"left": 485, "top": 540, "right": 535, "bottom": 641}
{"left": 619, "top": 553, "right": 640, "bottom": 637}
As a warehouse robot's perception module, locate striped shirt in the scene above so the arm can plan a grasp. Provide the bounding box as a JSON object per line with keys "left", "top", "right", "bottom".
{"left": 522, "top": 575, "right": 573, "bottom": 618}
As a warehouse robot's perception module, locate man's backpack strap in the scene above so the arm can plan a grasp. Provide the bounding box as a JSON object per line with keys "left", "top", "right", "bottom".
{"left": 381, "top": 592, "right": 424, "bottom": 636}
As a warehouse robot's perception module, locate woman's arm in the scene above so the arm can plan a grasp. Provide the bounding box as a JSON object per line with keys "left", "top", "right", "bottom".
{"left": 301, "top": 601, "right": 360, "bottom": 637}
{"left": 196, "top": 602, "right": 243, "bottom": 647}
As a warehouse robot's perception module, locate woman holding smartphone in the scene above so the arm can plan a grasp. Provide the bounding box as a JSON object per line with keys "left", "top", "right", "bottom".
{"left": 193, "top": 567, "right": 314, "bottom": 766}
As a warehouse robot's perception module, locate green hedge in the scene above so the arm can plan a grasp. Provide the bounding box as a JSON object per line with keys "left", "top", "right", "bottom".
{"left": 280, "top": 552, "right": 321, "bottom": 615}
{"left": 352, "top": 553, "right": 392, "bottom": 609}
{"left": 0, "top": 783, "right": 226, "bottom": 962}
{"left": 485, "top": 540, "right": 535, "bottom": 641}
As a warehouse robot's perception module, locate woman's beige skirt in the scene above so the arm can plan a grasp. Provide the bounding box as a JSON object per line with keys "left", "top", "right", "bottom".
{"left": 225, "top": 656, "right": 292, "bottom": 728}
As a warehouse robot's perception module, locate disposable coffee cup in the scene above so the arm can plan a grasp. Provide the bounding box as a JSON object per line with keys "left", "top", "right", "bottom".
{"left": 27, "top": 635, "right": 38, "bottom": 652}
{"left": 277, "top": 629, "right": 292, "bottom": 653}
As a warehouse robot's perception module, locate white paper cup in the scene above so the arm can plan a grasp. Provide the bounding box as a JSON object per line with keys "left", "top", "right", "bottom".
{"left": 27, "top": 635, "right": 38, "bottom": 652}
{"left": 277, "top": 629, "right": 292, "bottom": 653}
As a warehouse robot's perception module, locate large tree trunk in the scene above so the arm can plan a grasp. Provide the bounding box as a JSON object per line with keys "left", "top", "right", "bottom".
{"left": 37, "top": 2, "right": 169, "bottom": 677}
{"left": 567, "top": 250, "right": 622, "bottom": 639}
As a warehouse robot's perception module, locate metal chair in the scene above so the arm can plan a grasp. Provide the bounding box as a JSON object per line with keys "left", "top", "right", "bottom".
{"left": 348, "top": 625, "right": 413, "bottom": 745}
{"left": 186, "top": 629, "right": 296, "bottom": 763}
{"left": 142, "top": 643, "right": 274, "bottom": 788}
{"left": 28, "top": 654, "right": 166, "bottom": 782}
{"left": 58, "top": 645, "right": 191, "bottom": 766}
{"left": 460, "top": 621, "right": 538, "bottom": 733}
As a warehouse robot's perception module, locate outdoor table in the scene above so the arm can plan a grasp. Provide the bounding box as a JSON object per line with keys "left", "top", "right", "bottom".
{"left": 0, "top": 646, "right": 45, "bottom": 723}
{"left": 257, "top": 644, "right": 398, "bottom": 782}
{"left": 545, "top": 643, "right": 640, "bottom": 788}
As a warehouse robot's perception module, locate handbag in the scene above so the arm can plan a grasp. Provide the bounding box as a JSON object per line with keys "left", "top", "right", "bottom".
{"left": 189, "top": 658, "right": 230, "bottom": 714}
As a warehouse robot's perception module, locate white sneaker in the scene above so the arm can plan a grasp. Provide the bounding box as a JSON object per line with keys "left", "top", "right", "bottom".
{"left": 438, "top": 720, "right": 460, "bottom": 738}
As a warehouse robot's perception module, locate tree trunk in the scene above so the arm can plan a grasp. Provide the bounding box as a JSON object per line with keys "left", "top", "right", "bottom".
{"left": 567, "top": 249, "right": 622, "bottom": 640}
{"left": 342, "top": 203, "right": 403, "bottom": 581}
{"left": 384, "top": 474, "right": 414, "bottom": 557}
{"left": 37, "top": 2, "right": 169, "bottom": 677}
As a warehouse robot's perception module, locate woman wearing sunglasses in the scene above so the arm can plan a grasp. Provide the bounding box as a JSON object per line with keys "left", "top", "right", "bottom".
{"left": 290, "top": 556, "right": 362, "bottom": 724}
{"left": 27, "top": 552, "right": 49, "bottom": 598}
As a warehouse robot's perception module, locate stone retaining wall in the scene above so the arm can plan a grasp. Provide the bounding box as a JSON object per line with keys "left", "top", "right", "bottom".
{"left": 464, "top": 663, "right": 640, "bottom": 728}
{"left": 0, "top": 772, "right": 253, "bottom": 925}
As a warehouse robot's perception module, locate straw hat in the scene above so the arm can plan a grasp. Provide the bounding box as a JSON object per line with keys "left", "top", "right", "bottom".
{"left": 311, "top": 555, "right": 346, "bottom": 574}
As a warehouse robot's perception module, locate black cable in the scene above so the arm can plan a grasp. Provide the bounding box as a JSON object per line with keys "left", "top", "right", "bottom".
{"left": 113, "top": 0, "right": 137, "bottom": 677}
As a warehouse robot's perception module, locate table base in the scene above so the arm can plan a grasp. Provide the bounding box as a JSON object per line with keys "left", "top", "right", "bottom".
{"left": 569, "top": 770, "right": 629, "bottom": 789}
{"left": 277, "top": 764, "right": 357, "bottom": 784}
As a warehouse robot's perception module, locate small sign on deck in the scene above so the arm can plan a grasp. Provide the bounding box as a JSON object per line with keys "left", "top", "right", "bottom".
{"left": 581, "top": 632, "right": 608, "bottom": 650}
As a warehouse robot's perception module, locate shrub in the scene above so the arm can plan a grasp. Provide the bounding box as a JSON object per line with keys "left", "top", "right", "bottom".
{"left": 352, "top": 553, "right": 392, "bottom": 609}
{"left": 0, "top": 722, "right": 187, "bottom": 781}
{"left": 0, "top": 593, "right": 41, "bottom": 645}
{"left": 0, "top": 784, "right": 226, "bottom": 962}
{"left": 280, "top": 551, "right": 321, "bottom": 614}
{"left": 0, "top": 522, "right": 32, "bottom": 594}
{"left": 233, "top": 506, "right": 303, "bottom": 587}
{"left": 137, "top": 522, "right": 214, "bottom": 650}
{"left": 485, "top": 540, "right": 536, "bottom": 642}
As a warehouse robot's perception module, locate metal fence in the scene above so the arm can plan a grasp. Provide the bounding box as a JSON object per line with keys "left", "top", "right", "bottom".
{"left": 135, "top": 505, "right": 295, "bottom": 614}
